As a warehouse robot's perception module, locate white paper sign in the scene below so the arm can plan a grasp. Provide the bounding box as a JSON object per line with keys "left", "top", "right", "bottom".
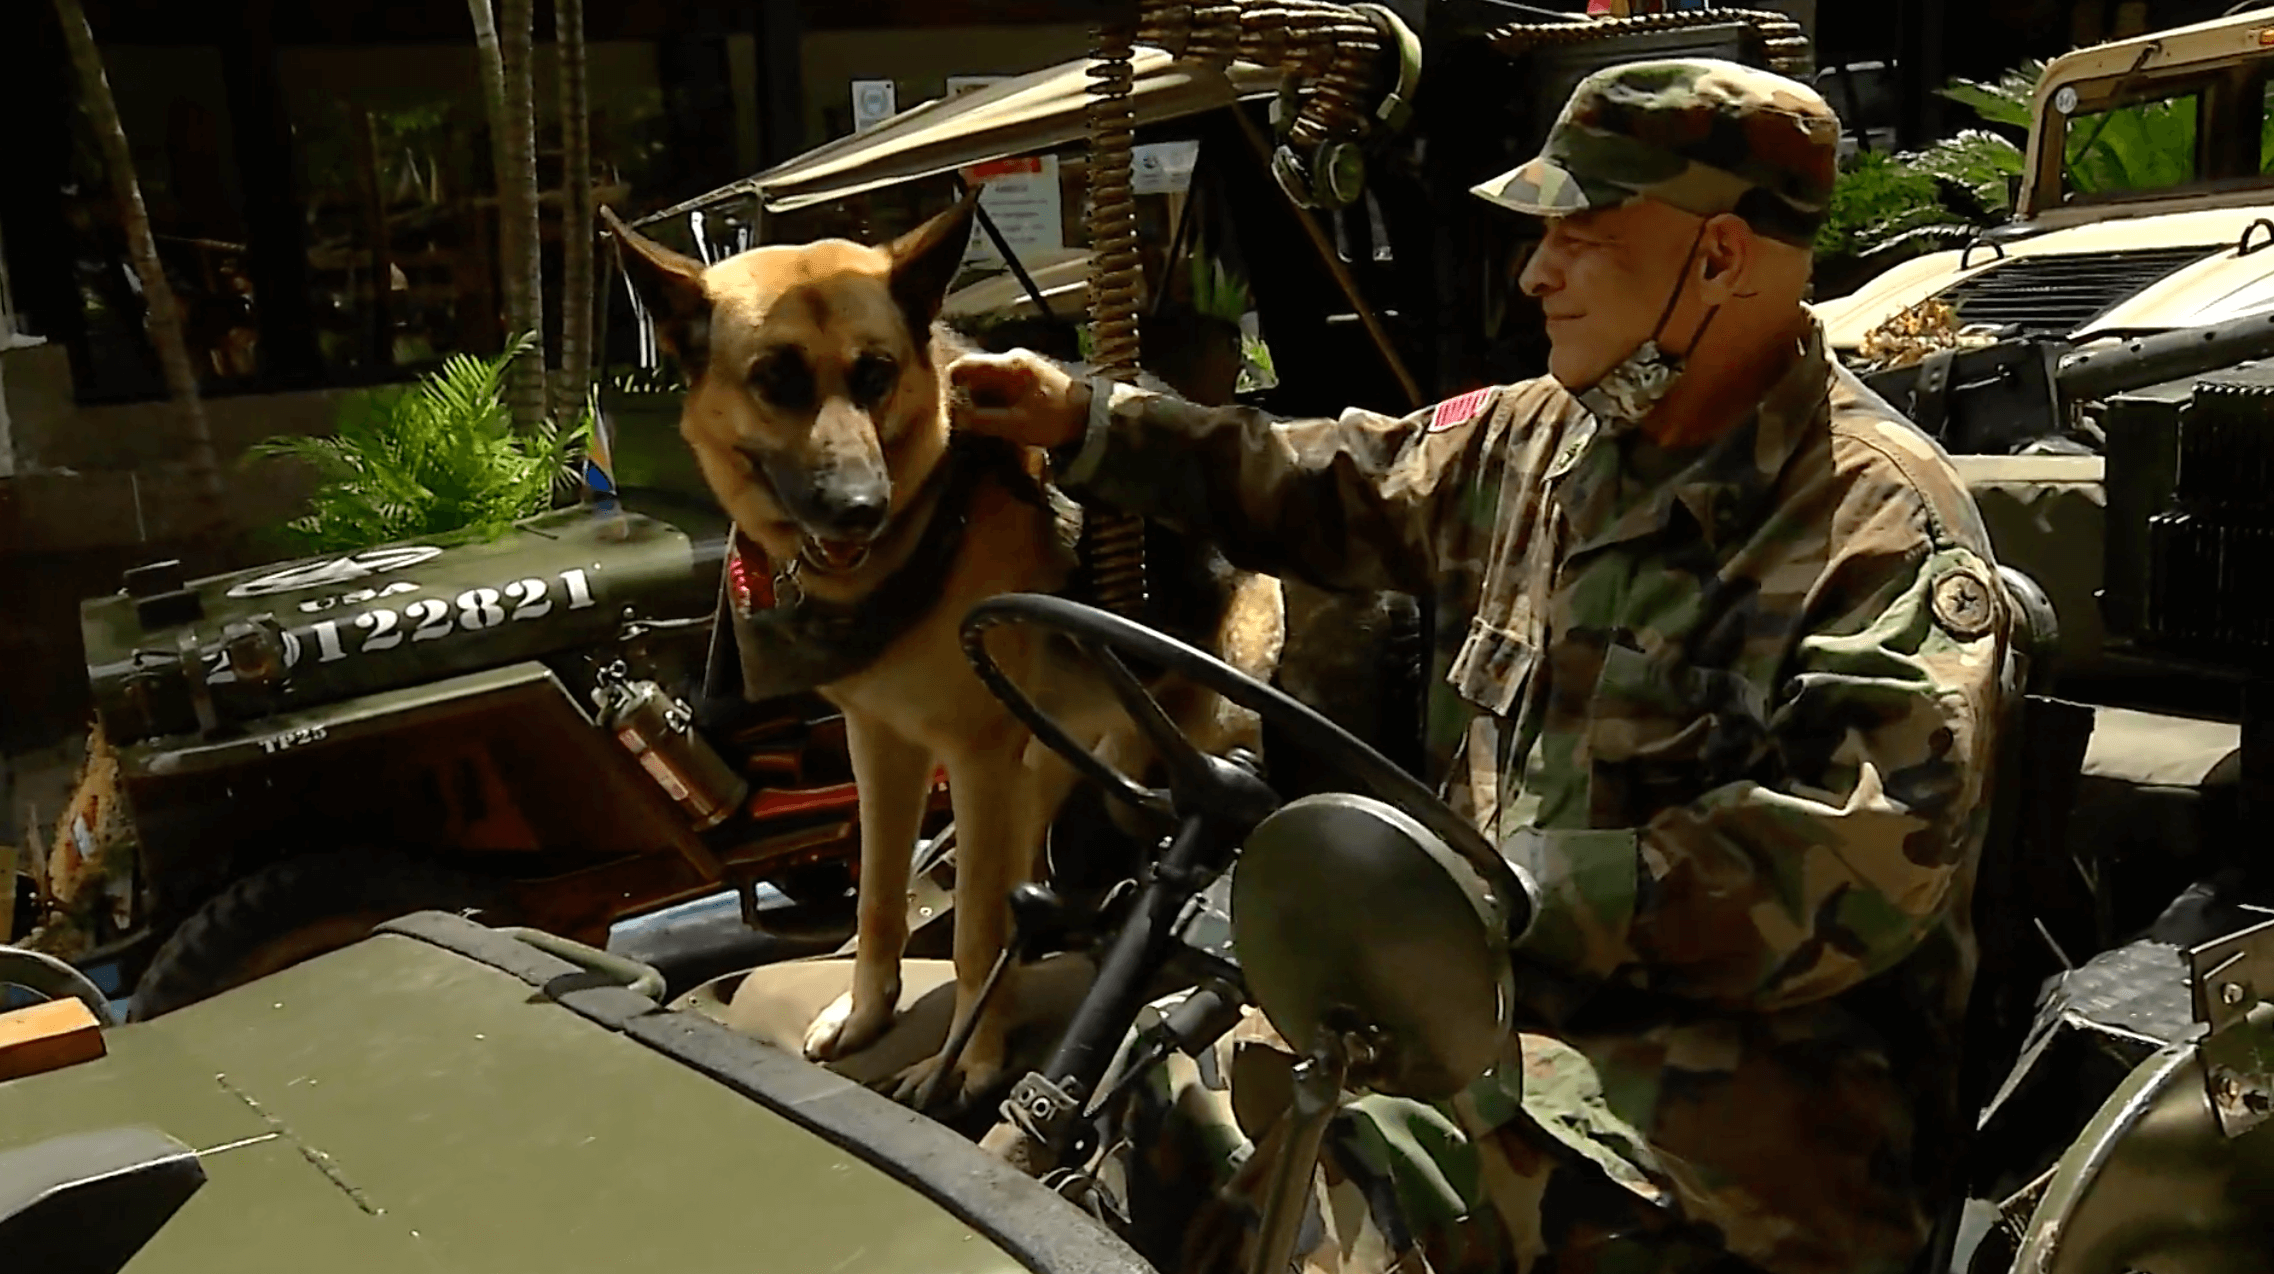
{"left": 960, "top": 155, "right": 1065, "bottom": 266}
{"left": 851, "top": 79, "right": 898, "bottom": 133}
{"left": 1132, "top": 141, "right": 1201, "bottom": 195}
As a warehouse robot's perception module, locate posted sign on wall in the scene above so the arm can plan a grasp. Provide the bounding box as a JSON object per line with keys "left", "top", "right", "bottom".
{"left": 1131, "top": 141, "right": 1201, "bottom": 196}
{"left": 960, "top": 156, "right": 1065, "bottom": 266}
{"left": 851, "top": 79, "right": 898, "bottom": 133}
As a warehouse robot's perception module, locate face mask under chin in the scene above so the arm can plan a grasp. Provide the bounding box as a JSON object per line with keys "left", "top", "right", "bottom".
{"left": 1573, "top": 337, "right": 1686, "bottom": 425}
{"left": 1568, "top": 219, "right": 1718, "bottom": 428}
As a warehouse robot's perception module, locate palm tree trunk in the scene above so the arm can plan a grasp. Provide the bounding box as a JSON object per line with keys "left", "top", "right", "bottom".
{"left": 467, "top": 1, "right": 520, "bottom": 335}
{"left": 499, "top": 0, "right": 546, "bottom": 430}
{"left": 556, "top": 0, "right": 592, "bottom": 428}
{"left": 51, "top": 0, "right": 226, "bottom": 533}
{"left": 468, "top": 0, "right": 545, "bottom": 431}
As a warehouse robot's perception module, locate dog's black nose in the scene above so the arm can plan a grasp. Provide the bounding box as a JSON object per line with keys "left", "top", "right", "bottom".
{"left": 819, "top": 486, "right": 890, "bottom": 538}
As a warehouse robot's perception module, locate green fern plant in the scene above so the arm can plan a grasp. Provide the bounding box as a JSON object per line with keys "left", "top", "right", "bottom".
{"left": 1187, "top": 236, "right": 1253, "bottom": 325}
{"left": 1821, "top": 53, "right": 2218, "bottom": 272}
{"left": 248, "top": 331, "right": 590, "bottom": 554}
{"left": 1815, "top": 148, "right": 1964, "bottom": 262}
{"left": 1817, "top": 66, "right": 2041, "bottom": 263}
{"left": 1937, "top": 60, "right": 2046, "bottom": 132}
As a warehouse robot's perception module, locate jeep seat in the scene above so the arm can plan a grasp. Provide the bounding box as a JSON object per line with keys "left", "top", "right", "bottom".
{"left": 683, "top": 952, "right": 1104, "bottom": 1094}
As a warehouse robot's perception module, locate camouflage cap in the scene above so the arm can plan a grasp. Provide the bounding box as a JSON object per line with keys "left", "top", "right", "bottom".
{"left": 1470, "top": 57, "right": 1841, "bottom": 247}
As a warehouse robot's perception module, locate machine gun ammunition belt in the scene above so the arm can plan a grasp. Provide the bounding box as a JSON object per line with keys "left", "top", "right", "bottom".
{"left": 1488, "top": 9, "right": 1812, "bottom": 78}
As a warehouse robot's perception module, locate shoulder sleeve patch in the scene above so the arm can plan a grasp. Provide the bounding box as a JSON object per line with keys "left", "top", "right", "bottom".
{"left": 1930, "top": 564, "right": 1996, "bottom": 640}
{"left": 1428, "top": 387, "right": 1493, "bottom": 433}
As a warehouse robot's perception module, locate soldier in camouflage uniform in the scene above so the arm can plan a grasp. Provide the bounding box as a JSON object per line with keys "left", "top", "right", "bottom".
{"left": 948, "top": 57, "right": 2018, "bottom": 1274}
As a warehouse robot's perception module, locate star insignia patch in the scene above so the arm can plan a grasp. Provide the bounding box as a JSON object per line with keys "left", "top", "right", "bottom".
{"left": 1931, "top": 565, "right": 1996, "bottom": 640}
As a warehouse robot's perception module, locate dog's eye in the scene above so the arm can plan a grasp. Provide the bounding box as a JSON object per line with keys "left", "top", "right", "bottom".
{"left": 749, "top": 351, "right": 814, "bottom": 411}
{"left": 848, "top": 354, "right": 899, "bottom": 406}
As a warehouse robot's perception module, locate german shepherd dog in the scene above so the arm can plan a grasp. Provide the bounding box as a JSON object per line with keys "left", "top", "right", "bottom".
{"left": 601, "top": 195, "right": 1283, "bottom": 1107}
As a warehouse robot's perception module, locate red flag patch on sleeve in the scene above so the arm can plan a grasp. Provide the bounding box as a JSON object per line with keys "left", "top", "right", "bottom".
{"left": 1427, "top": 388, "right": 1492, "bottom": 433}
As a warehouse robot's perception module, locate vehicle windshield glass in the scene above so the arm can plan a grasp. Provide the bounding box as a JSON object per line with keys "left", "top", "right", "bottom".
{"left": 2260, "top": 78, "right": 2274, "bottom": 172}
{"left": 2062, "top": 87, "right": 2201, "bottom": 197}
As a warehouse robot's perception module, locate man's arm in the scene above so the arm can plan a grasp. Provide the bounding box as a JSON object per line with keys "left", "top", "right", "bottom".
{"left": 950, "top": 351, "right": 1499, "bottom": 596}
{"left": 1508, "top": 491, "right": 2012, "bottom": 1015}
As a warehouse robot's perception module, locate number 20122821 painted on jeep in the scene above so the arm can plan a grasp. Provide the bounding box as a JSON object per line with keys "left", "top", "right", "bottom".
{"left": 308, "top": 569, "right": 598, "bottom": 663}
{"left": 204, "top": 568, "right": 600, "bottom": 686}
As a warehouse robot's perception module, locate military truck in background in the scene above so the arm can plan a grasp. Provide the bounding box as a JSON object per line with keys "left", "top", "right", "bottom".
{"left": 1803, "top": 11, "right": 2274, "bottom": 978}
{"left": 1818, "top": 8, "right": 2274, "bottom": 359}
{"left": 1805, "top": 19, "right": 2274, "bottom": 1248}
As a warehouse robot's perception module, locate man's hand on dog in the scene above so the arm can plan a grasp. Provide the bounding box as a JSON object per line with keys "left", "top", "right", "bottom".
{"left": 947, "top": 350, "right": 1089, "bottom": 450}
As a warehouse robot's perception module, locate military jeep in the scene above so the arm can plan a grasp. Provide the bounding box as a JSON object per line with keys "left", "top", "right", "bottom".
{"left": 55, "top": 478, "right": 955, "bottom": 1021}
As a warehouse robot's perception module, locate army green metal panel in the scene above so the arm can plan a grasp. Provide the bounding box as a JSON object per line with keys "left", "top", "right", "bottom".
{"left": 120, "top": 661, "right": 576, "bottom": 779}
{"left": 0, "top": 935, "right": 1029, "bottom": 1274}
{"left": 106, "top": 662, "right": 725, "bottom": 879}
{"left": 83, "top": 503, "right": 725, "bottom": 747}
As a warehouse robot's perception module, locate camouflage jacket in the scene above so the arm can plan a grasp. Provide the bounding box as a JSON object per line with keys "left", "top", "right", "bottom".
{"left": 1057, "top": 315, "right": 2014, "bottom": 1274}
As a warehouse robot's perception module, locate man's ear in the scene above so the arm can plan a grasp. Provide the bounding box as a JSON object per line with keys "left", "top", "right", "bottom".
{"left": 600, "top": 205, "right": 713, "bottom": 381}
{"left": 887, "top": 189, "right": 982, "bottom": 339}
{"left": 1697, "top": 213, "right": 1755, "bottom": 301}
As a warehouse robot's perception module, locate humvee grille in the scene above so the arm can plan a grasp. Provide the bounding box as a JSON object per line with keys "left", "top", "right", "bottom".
{"left": 1939, "top": 246, "right": 2220, "bottom": 336}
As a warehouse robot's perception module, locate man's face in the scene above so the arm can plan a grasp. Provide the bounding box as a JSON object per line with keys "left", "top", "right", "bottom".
{"left": 1517, "top": 199, "right": 1711, "bottom": 390}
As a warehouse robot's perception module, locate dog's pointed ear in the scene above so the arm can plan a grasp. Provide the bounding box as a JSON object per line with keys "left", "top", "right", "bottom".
{"left": 600, "top": 205, "right": 713, "bottom": 380}
{"left": 887, "top": 189, "right": 981, "bottom": 337}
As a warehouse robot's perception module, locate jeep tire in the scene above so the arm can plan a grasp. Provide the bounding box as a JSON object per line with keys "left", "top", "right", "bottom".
{"left": 127, "top": 849, "right": 509, "bottom": 1021}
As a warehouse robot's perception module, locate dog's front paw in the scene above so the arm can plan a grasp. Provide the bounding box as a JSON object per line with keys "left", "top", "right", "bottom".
{"left": 891, "top": 1033, "right": 1008, "bottom": 1111}
{"left": 804, "top": 987, "right": 896, "bottom": 1062}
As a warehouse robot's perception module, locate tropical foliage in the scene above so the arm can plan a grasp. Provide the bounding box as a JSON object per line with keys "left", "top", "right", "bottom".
{"left": 2062, "top": 93, "right": 2198, "bottom": 194}
{"left": 1187, "top": 236, "right": 1254, "bottom": 325}
{"left": 1815, "top": 56, "right": 2208, "bottom": 279}
{"left": 1815, "top": 61, "right": 2042, "bottom": 269}
{"left": 248, "top": 332, "right": 589, "bottom": 554}
{"left": 1815, "top": 148, "right": 1961, "bottom": 264}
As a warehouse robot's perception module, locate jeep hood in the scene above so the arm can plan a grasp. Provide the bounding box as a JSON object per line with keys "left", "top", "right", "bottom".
{"left": 81, "top": 503, "right": 726, "bottom": 748}
{"left": 0, "top": 918, "right": 1150, "bottom": 1274}
{"left": 1818, "top": 205, "right": 2274, "bottom": 352}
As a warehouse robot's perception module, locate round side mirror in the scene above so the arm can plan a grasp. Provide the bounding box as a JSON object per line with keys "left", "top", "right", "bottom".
{"left": 1231, "top": 792, "right": 1513, "bottom": 1100}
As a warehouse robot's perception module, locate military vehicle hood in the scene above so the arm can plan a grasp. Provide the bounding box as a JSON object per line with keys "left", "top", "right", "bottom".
{"left": 1817, "top": 204, "right": 2274, "bottom": 352}
{"left": 82, "top": 503, "right": 726, "bottom": 750}
{"left": 0, "top": 917, "right": 1149, "bottom": 1274}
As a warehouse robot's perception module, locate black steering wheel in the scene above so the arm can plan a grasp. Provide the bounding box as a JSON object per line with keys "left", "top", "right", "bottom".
{"left": 958, "top": 592, "right": 1536, "bottom": 943}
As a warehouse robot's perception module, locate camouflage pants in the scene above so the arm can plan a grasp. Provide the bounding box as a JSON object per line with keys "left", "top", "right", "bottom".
{"left": 1107, "top": 1002, "right": 1759, "bottom": 1274}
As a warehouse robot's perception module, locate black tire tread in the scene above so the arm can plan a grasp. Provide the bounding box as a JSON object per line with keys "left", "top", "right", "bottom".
{"left": 128, "top": 848, "right": 503, "bottom": 1021}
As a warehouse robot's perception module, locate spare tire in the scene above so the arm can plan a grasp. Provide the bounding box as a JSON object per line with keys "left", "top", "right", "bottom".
{"left": 127, "top": 849, "right": 508, "bottom": 1021}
